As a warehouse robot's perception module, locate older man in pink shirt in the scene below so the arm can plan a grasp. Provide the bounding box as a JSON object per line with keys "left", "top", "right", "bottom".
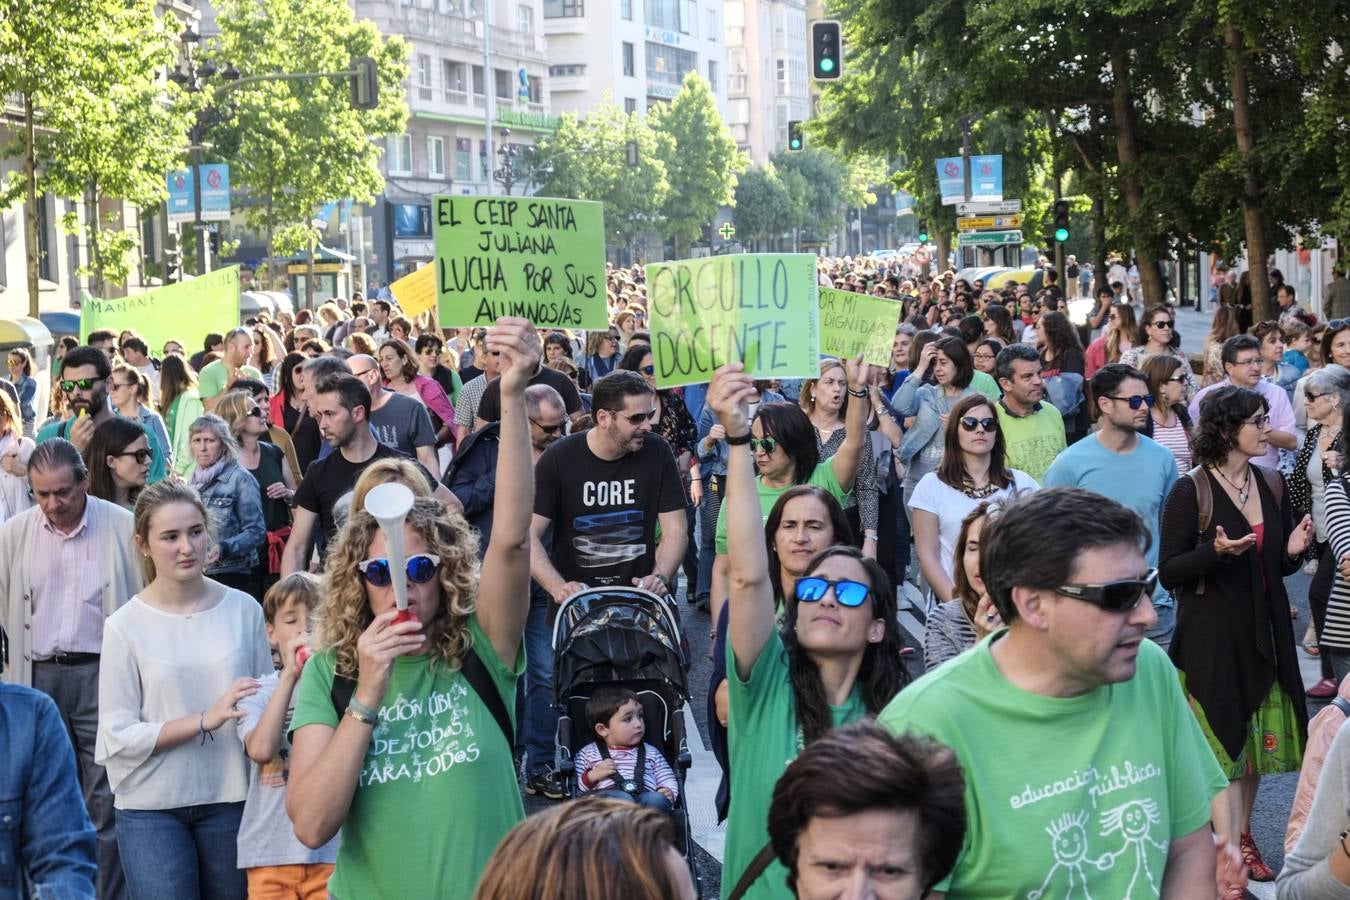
{"left": 1189, "top": 333, "right": 1297, "bottom": 469}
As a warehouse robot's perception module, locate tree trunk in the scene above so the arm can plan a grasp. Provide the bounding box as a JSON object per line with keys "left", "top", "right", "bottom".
{"left": 87, "top": 181, "right": 104, "bottom": 298}
{"left": 1093, "top": 178, "right": 1108, "bottom": 292}
{"left": 1108, "top": 48, "right": 1165, "bottom": 307}
{"left": 1224, "top": 22, "right": 1270, "bottom": 323}
{"left": 24, "top": 94, "right": 40, "bottom": 319}
{"left": 934, "top": 232, "right": 951, "bottom": 278}
{"left": 305, "top": 239, "right": 316, "bottom": 309}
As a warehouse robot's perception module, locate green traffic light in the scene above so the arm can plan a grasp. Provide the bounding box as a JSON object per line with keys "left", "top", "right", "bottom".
{"left": 1054, "top": 227, "right": 1069, "bottom": 242}
{"left": 820, "top": 58, "right": 835, "bottom": 73}
{"left": 918, "top": 232, "right": 928, "bottom": 243}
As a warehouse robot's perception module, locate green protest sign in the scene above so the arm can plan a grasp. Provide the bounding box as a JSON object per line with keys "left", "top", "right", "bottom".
{"left": 433, "top": 195, "right": 607, "bottom": 328}
{"left": 818, "top": 287, "right": 901, "bottom": 367}
{"left": 80, "top": 266, "right": 239, "bottom": 353}
{"left": 648, "top": 254, "right": 819, "bottom": 388}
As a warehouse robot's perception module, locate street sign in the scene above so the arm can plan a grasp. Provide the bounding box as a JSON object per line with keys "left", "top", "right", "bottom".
{"left": 956, "top": 200, "right": 1022, "bottom": 215}
{"left": 957, "top": 214, "right": 1022, "bottom": 231}
{"left": 959, "top": 230, "right": 1023, "bottom": 246}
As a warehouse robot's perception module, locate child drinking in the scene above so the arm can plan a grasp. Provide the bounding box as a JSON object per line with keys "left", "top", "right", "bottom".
{"left": 575, "top": 687, "right": 678, "bottom": 812}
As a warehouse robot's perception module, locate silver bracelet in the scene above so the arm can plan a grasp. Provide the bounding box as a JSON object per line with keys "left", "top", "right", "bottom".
{"left": 348, "top": 697, "right": 380, "bottom": 722}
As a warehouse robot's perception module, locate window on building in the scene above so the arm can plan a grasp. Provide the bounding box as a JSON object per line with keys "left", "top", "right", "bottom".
{"left": 543, "top": 0, "right": 583, "bottom": 17}
{"left": 472, "top": 64, "right": 486, "bottom": 99}
{"left": 416, "top": 54, "right": 433, "bottom": 99}
{"left": 528, "top": 75, "right": 543, "bottom": 103}
{"left": 682, "top": 0, "right": 695, "bottom": 34}
{"left": 707, "top": 59, "right": 717, "bottom": 89}
{"left": 645, "top": 0, "right": 679, "bottom": 30}
{"left": 494, "top": 68, "right": 513, "bottom": 100}
{"left": 518, "top": 4, "right": 534, "bottom": 32}
{"left": 624, "top": 97, "right": 637, "bottom": 113}
{"left": 386, "top": 134, "right": 413, "bottom": 175}
{"left": 549, "top": 63, "right": 586, "bottom": 77}
{"left": 479, "top": 139, "right": 489, "bottom": 179}
{"left": 706, "top": 7, "right": 717, "bottom": 38}
{"left": 622, "top": 42, "right": 635, "bottom": 77}
{"left": 455, "top": 137, "right": 473, "bottom": 180}
{"left": 443, "top": 60, "right": 467, "bottom": 102}
{"left": 775, "top": 58, "right": 786, "bottom": 96}
{"left": 645, "top": 42, "right": 697, "bottom": 85}
{"left": 428, "top": 136, "right": 446, "bottom": 178}
{"left": 620, "top": 0, "right": 632, "bottom": 18}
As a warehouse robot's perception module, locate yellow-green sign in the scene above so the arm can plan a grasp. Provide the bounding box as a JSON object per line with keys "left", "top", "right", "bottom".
{"left": 818, "top": 287, "right": 901, "bottom": 367}
{"left": 81, "top": 267, "right": 240, "bottom": 352}
{"left": 648, "top": 254, "right": 819, "bottom": 388}
{"left": 433, "top": 195, "right": 607, "bottom": 328}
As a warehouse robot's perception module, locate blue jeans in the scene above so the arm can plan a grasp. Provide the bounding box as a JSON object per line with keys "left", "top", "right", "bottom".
{"left": 592, "top": 788, "right": 673, "bottom": 814}
{"left": 520, "top": 583, "right": 557, "bottom": 776}
{"left": 116, "top": 802, "right": 246, "bottom": 900}
{"left": 1146, "top": 603, "right": 1176, "bottom": 653}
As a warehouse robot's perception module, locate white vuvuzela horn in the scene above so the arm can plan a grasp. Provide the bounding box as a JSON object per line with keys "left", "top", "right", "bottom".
{"left": 364, "top": 482, "right": 416, "bottom": 613}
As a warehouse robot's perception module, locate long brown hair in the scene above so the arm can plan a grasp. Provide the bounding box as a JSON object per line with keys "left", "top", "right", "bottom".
{"left": 1105, "top": 302, "right": 1137, "bottom": 363}
{"left": 158, "top": 353, "right": 196, "bottom": 417}
{"left": 936, "top": 395, "right": 1011, "bottom": 491}
{"left": 951, "top": 502, "right": 993, "bottom": 620}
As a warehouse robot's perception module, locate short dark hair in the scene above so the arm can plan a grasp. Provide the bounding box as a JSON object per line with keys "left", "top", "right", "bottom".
{"left": 62, "top": 346, "right": 111, "bottom": 379}
{"left": 86, "top": 329, "right": 117, "bottom": 346}
{"left": 586, "top": 687, "right": 640, "bottom": 733}
{"left": 1220, "top": 333, "right": 1261, "bottom": 366}
{"left": 311, "top": 373, "right": 371, "bottom": 418}
{"left": 351, "top": 301, "right": 368, "bottom": 316}
{"left": 768, "top": 720, "right": 967, "bottom": 895}
{"left": 957, "top": 316, "right": 984, "bottom": 345}
{"left": 372, "top": 300, "right": 392, "bottom": 314}
{"left": 229, "top": 378, "right": 268, "bottom": 398}
{"left": 617, "top": 344, "right": 651, "bottom": 372}
{"left": 1193, "top": 385, "right": 1267, "bottom": 468}
{"left": 28, "top": 438, "right": 88, "bottom": 483}
{"left": 933, "top": 336, "right": 974, "bottom": 389}
{"left": 204, "top": 332, "right": 224, "bottom": 352}
{"left": 591, "top": 369, "right": 654, "bottom": 416}
{"left": 980, "top": 487, "right": 1150, "bottom": 622}
{"left": 303, "top": 354, "right": 349, "bottom": 384}
{"left": 414, "top": 333, "right": 442, "bottom": 356}
{"left": 754, "top": 402, "right": 820, "bottom": 485}
{"left": 994, "top": 342, "right": 1039, "bottom": 386}
{"left": 1090, "top": 363, "right": 1147, "bottom": 406}
{"left": 120, "top": 336, "right": 148, "bottom": 357}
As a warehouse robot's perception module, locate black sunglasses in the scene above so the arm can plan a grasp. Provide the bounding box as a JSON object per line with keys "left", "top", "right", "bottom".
{"left": 113, "top": 449, "right": 152, "bottom": 464}
{"left": 1149, "top": 320, "right": 1174, "bottom": 329}
{"left": 795, "top": 577, "right": 871, "bottom": 608}
{"left": 619, "top": 408, "right": 658, "bottom": 425}
{"left": 1104, "top": 394, "right": 1154, "bottom": 410}
{"left": 749, "top": 437, "right": 777, "bottom": 454}
{"left": 60, "top": 378, "right": 101, "bottom": 392}
{"left": 247, "top": 407, "right": 266, "bottom": 418}
{"left": 1055, "top": 568, "right": 1158, "bottom": 612}
{"left": 530, "top": 418, "right": 564, "bottom": 435}
{"left": 959, "top": 416, "right": 996, "bottom": 433}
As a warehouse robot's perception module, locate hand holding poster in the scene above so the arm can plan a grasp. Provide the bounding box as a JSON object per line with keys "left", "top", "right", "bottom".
{"left": 81, "top": 266, "right": 239, "bottom": 353}
{"left": 433, "top": 195, "right": 606, "bottom": 329}
{"left": 818, "top": 287, "right": 902, "bottom": 367}
{"left": 647, "top": 254, "right": 819, "bottom": 389}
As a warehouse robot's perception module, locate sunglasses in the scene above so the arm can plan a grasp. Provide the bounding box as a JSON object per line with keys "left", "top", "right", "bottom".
{"left": 357, "top": 553, "right": 441, "bottom": 587}
{"left": 1149, "top": 320, "right": 1174, "bottom": 329}
{"left": 619, "top": 409, "right": 658, "bottom": 425}
{"left": 749, "top": 437, "right": 778, "bottom": 454}
{"left": 247, "top": 407, "right": 266, "bottom": 418}
{"left": 1104, "top": 394, "right": 1154, "bottom": 410}
{"left": 1306, "top": 391, "right": 1329, "bottom": 402}
{"left": 1055, "top": 568, "right": 1158, "bottom": 612}
{"left": 1167, "top": 374, "right": 1188, "bottom": 384}
{"left": 959, "top": 416, "right": 996, "bottom": 433}
{"left": 60, "top": 378, "right": 101, "bottom": 392}
{"left": 530, "top": 418, "right": 564, "bottom": 435}
{"left": 110, "top": 380, "right": 137, "bottom": 390}
{"left": 113, "top": 449, "right": 152, "bottom": 464}
{"left": 640, "top": 364, "right": 655, "bottom": 375}
{"left": 794, "top": 576, "right": 871, "bottom": 608}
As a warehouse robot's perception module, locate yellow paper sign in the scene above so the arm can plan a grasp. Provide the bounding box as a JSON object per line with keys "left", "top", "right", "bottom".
{"left": 389, "top": 264, "right": 437, "bottom": 317}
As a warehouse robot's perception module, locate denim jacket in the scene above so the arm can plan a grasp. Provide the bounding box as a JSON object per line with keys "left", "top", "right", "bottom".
{"left": 0, "top": 683, "right": 97, "bottom": 900}
{"left": 193, "top": 459, "right": 267, "bottom": 575}
{"left": 890, "top": 375, "right": 977, "bottom": 466}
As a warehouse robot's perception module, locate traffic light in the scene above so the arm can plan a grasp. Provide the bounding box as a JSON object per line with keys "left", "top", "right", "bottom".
{"left": 811, "top": 21, "right": 842, "bottom": 81}
{"left": 165, "top": 233, "right": 182, "bottom": 284}
{"left": 1052, "top": 199, "right": 1070, "bottom": 243}
{"left": 917, "top": 219, "right": 929, "bottom": 243}
{"left": 787, "top": 120, "right": 804, "bottom": 152}
{"left": 350, "top": 56, "right": 378, "bottom": 110}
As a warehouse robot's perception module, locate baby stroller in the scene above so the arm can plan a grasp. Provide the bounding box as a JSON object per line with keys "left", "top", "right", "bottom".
{"left": 552, "top": 586, "right": 699, "bottom": 890}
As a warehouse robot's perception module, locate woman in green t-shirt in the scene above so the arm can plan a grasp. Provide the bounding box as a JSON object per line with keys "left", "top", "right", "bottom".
{"left": 708, "top": 363, "right": 910, "bottom": 900}
{"left": 286, "top": 319, "right": 540, "bottom": 899}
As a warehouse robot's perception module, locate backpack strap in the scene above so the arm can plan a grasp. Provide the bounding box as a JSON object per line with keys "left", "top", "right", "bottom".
{"left": 727, "top": 843, "right": 778, "bottom": 900}
{"left": 329, "top": 648, "right": 514, "bottom": 749}
{"left": 1186, "top": 466, "right": 1213, "bottom": 596}
{"left": 596, "top": 740, "right": 647, "bottom": 799}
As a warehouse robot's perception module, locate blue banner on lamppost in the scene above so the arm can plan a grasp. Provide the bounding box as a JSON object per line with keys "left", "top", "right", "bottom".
{"left": 936, "top": 156, "right": 965, "bottom": 205}
{"left": 969, "top": 154, "right": 1003, "bottom": 202}
{"left": 166, "top": 170, "right": 194, "bottom": 223}
{"left": 199, "top": 164, "right": 231, "bottom": 221}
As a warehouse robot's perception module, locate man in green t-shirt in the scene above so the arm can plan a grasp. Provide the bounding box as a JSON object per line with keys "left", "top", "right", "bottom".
{"left": 199, "top": 327, "right": 262, "bottom": 413}
{"left": 880, "top": 487, "right": 1231, "bottom": 899}
{"left": 993, "top": 343, "right": 1065, "bottom": 483}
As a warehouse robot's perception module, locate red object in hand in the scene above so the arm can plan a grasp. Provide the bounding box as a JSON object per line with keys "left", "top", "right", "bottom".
{"left": 392, "top": 608, "right": 419, "bottom": 626}
{"left": 295, "top": 645, "right": 312, "bottom": 671}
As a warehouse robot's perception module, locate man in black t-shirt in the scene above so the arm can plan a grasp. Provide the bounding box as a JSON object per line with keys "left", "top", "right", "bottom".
{"left": 531, "top": 370, "right": 686, "bottom": 603}
{"left": 280, "top": 373, "right": 449, "bottom": 573}
{"left": 474, "top": 363, "right": 584, "bottom": 432}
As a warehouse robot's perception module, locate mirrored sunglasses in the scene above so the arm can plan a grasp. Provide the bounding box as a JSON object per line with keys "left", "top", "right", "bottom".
{"left": 357, "top": 553, "right": 441, "bottom": 587}
{"left": 794, "top": 576, "right": 871, "bottom": 608}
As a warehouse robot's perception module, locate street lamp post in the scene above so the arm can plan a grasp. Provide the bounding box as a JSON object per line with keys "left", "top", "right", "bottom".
{"left": 481, "top": 129, "right": 520, "bottom": 195}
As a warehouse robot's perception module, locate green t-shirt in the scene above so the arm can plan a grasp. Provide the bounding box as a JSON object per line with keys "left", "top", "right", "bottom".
{"left": 198, "top": 361, "right": 263, "bottom": 400}
{"left": 722, "top": 632, "right": 865, "bottom": 900}
{"left": 878, "top": 636, "right": 1226, "bottom": 898}
{"left": 970, "top": 369, "right": 1001, "bottom": 401}
{"left": 714, "top": 460, "right": 847, "bottom": 555}
{"left": 290, "top": 617, "right": 524, "bottom": 900}
{"left": 994, "top": 402, "right": 1066, "bottom": 483}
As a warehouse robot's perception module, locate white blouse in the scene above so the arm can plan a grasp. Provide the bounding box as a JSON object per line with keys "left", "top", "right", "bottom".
{"left": 96, "top": 587, "right": 271, "bottom": 810}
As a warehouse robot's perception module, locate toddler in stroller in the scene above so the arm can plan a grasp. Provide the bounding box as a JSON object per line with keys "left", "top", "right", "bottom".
{"left": 575, "top": 687, "right": 679, "bottom": 812}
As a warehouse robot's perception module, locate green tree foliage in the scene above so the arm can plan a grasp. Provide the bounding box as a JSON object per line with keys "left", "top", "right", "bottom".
{"left": 207, "top": 0, "right": 408, "bottom": 298}
{"left": 0, "top": 0, "right": 194, "bottom": 302}
{"left": 733, "top": 164, "right": 792, "bottom": 249}
{"left": 649, "top": 72, "right": 747, "bottom": 256}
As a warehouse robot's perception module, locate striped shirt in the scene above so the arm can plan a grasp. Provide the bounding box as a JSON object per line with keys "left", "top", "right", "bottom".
{"left": 1152, "top": 416, "right": 1192, "bottom": 474}
{"left": 30, "top": 499, "right": 107, "bottom": 658}
{"left": 1322, "top": 477, "right": 1350, "bottom": 651}
{"left": 924, "top": 599, "right": 979, "bottom": 670}
{"left": 574, "top": 741, "right": 679, "bottom": 798}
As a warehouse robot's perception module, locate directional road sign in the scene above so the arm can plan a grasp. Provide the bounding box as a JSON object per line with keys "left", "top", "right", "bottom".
{"left": 958, "top": 214, "right": 1022, "bottom": 231}
{"left": 959, "top": 229, "right": 1023, "bottom": 245}
{"left": 956, "top": 200, "right": 1022, "bottom": 216}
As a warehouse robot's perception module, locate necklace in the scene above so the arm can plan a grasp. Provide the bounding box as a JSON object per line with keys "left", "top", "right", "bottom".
{"left": 1211, "top": 464, "right": 1252, "bottom": 505}
{"left": 961, "top": 478, "right": 999, "bottom": 499}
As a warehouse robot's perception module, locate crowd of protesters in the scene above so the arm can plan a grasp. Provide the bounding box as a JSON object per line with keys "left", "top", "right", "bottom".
{"left": 7, "top": 252, "right": 1350, "bottom": 900}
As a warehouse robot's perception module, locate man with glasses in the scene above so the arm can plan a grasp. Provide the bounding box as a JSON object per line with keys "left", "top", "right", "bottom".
{"left": 0, "top": 439, "right": 144, "bottom": 900}
{"left": 1188, "top": 334, "right": 1296, "bottom": 469}
{"left": 1045, "top": 364, "right": 1180, "bottom": 647}
{"left": 347, "top": 353, "right": 441, "bottom": 479}
{"left": 37, "top": 347, "right": 160, "bottom": 474}
{"left": 454, "top": 331, "right": 500, "bottom": 435}
{"left": 85, "top": 329, "right": 118, "bottom": 364}
{"left": 472, "top": 342, "right": 584, "bottom": 434}
{"left": 880, "top": 487, "right": 1231, "bottom": 899}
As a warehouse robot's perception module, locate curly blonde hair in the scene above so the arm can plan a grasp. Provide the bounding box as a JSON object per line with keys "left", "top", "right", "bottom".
{"left": 318, "top": 497, "right": 482, "bottom": 679}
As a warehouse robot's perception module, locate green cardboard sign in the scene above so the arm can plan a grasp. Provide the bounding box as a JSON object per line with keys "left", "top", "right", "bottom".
{"left": 648, "top": 254, "right": 820, "bottom": 388}
{"left": 81, "top": 266, "right": 240, "bottom": 352}
{"left": 433, "top": 195, "right": 607, "bottom": 328}
{"left": 818, "top": 287, "right": 901, "bottom": 367}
